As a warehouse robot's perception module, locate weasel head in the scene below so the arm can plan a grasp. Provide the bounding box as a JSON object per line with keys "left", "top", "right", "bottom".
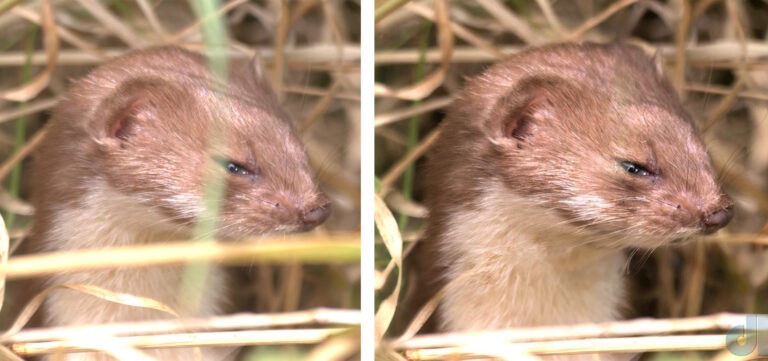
{"left": 440, "top": 43, "right": 732, "bottom": 249}
{"left": 86, "top": 58, "right": 329, "bottom": 239}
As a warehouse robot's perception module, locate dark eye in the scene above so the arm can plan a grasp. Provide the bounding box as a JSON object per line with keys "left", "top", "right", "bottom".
{"left": 225, "top": 161, "right": 252, "bottom": 176}
{"left": 620, "top": 161, "right": 654, "bottom": 177}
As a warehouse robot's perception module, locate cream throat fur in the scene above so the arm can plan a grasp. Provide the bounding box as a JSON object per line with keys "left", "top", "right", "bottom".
{"left": 41, "top": 179, "right": 225, "bottom": 321}
{"left": 437, "top": 182, "right": 625, "bottom": 330}
{"left": 39, "top": 180, "right": 226, "bottom": 361}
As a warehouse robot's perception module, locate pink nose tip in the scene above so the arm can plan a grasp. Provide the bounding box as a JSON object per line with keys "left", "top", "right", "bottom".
{"left": 300, "top": 202, "right": 331, "bottom": 227}
{"left": 702, "top": 205, "right": 734, "bottom": 234}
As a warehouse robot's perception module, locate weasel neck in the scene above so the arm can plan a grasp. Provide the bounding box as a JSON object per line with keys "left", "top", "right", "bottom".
{"left": 433, "top": 185, "right": 626, "bottom": 331}
{"left": 34, "top": 180, "right": 224, "bottom": 324}
{"left": 38, "top": 179, "right": 189, "bottom": 251}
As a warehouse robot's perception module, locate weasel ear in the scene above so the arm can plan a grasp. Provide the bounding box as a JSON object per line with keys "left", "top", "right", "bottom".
{"left": 240, "top": 51, "right": 276, "bottom": 95}
{"left": 652, "top": 48, "right": 665, "bottom": 77}
{"left": 493, "top": 75, "right": 570, "bottom": 143}
{"left": 93, "top": 79, "right": 165, "bottom": 146}
{"left": 249, "top": 51, "right": 265, "bottom": 81}
{"left": 492, "top": 77, "right": 559, "bottom": 144}
{"left": 502, "top": 90, "right": 548, "bottom": 142}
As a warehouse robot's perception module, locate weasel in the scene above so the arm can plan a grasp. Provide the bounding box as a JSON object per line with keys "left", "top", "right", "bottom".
{"left": 415, "top": 43, "right": 733, "bottom": 359}
{"left": 27, "top": 46, "right": 330, "bottom": 360}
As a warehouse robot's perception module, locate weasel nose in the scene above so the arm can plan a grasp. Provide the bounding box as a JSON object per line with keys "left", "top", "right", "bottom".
{"left": 702, "top": 205, "right": 734, "bottom": 234}
{"left": 300, "top": 202, "right": 331, "bottom": 227}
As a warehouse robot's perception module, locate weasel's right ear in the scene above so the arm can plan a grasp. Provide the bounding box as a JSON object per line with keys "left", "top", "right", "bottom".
{"left": 502, "top": 90, "right": 548, "bottom": 142}
{"left": 492, "top": 77, "right": 559, "bottom": 145}
{"left": 92, "top": 79, "right": 167, "bottom": 148}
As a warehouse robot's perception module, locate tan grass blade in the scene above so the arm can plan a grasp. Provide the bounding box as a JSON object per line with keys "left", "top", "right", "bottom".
{"left": 475, "top": 0, "right": 543, "bottom": 45}
{"left": 0, "top": 214, "right": 7, "bottom": 314}
{"left": 0, "top": 126, "right": 47, "bottom": 182}
{"left": 0, "top": 234, "right": 360, "bottom": 280}
{"left": 374, "top": 194, "right": 403, "bottom": 343}
{"left": 379, "top": 127, "right": 441, "bottom": 193}
{"left": 374, "top": 0, "right": 453, "bottom": 101}
{"left": 0, "top": 0, "right": 22, "bottom": 15}
{"left": 0, "top": 283, "right": 201, "bottom": 360}
{"left": 567, "top": 0, "right": 641, "bottom": 40}
{"left": 169, "top": 0, "right": 249, "bottom": 44}
{"left": 0, "top": 344, "right": 23, "bottom": 361}
{"left": 0, "top": 0, "right": 59, "bottom": 102}
{"left": 405, "top": 3, "right": 503, "bottom": 58}
{"left": 12, "top": 328, "right": 348, "bottom": 356}
{"left": 11, "top": 5, "right": 104, "bottom": 58}
{"left": 7, "top": 308, "right": 361, "bottom": 344}
{"left": 74, "top": 0, "right": 147, "bottom": 48}
{"left": 404, "top": 334, "right": 726, "bottom": 360}
{"left": 89, "top": 342, "right": 157, "bottom": 361}
{"left": 394, "top": 313, "right": 750, "bottom": 351}
{"left": 305, "top": 326, "right": 360, "bottom": 361}
{"left": 0, "top": 97, "right": 59, "bottom": 124}
{"left": 59, "top": 284, "right": 181, "bottom": 317}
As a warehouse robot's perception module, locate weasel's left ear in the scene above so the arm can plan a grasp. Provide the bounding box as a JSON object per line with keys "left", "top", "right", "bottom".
{"left": 652, "top": 48, "right": 665, "bottom": 78}
{"left": 246, "top": 51, "right": 271, "bottom": 88}
{"left": 249, "top": 52, "right": 265, "bottom": 81}
{"left": 239, "top": 51, "right": 277, "bottom": 96}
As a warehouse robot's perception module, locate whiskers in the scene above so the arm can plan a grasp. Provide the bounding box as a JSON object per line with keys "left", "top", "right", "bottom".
{"left": 538, "top": 194, "right": 691, "bottom": 250}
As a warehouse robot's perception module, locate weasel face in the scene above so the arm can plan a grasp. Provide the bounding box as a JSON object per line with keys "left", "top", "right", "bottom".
{"left": 91, "top": 75, "right": 329, "bottom": 239}
{"left": 493, "top": 96, "right": 732, "bottom": 248}
{"left": 452, "top": 44, "right": 733, "bottom": 249}
{"left": 213, "top": 95, "right": 331, "bottom": 238}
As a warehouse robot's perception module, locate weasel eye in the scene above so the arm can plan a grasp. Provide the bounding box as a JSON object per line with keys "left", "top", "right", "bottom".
{"left": 620, "top": 161, "right": 653, "bottom": 177}
{"left": 225, "top": 161, "right": 252, "bottom": 176}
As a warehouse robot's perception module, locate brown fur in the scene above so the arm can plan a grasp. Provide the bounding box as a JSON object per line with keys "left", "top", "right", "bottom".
{"left": 24, "top": 46, "right": 329, "bottom": 360}
{"left": 403, "top": 43, "right": 733, "bottom": 358}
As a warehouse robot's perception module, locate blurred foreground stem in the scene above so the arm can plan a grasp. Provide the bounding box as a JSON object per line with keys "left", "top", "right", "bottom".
{"left": 399, "top": 21, "right": 432, "bottom": 230}
{"left": 181, "top": 0, "right": 230, "bottom": 312}
{"left": 5, "top": 25, "right": 37, "bottom": 229}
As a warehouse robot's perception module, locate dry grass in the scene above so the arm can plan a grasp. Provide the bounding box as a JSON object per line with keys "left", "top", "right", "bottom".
{"left": 0, "top": 0, "right": 361, "bottom": 360}
{"left": 374, "top": 0, "right": 768, "bottom": 360}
